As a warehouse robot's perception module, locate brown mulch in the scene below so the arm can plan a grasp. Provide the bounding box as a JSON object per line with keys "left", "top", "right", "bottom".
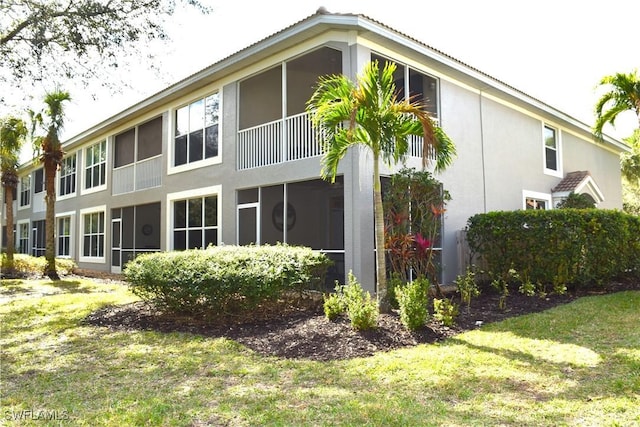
{"left": 85, "top": 278, "right": 640, "bottom": 362}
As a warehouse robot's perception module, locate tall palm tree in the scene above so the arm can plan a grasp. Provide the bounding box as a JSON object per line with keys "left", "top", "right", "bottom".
{"left": 307, "top": 60, "right": 456, "bottom": 311}
{"left": 594, "top": 69, "right": 640, "bottom": 139}
{"left": 35, "top": 90, "right": 71, "bottom": 280}
{"left": 0, "top": 116, "right": 28, "bottom": 276}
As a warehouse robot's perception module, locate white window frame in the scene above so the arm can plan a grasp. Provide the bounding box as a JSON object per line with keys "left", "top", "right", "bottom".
{"left": 168, "top": 92, "right": 222, "bottom": 175}
{"left": 523, "top": 190, "right": 552, "bottom": 210}
{"left": 58, "top": 152, "right": 77, "bottom": 200}
{"left": 56, "top": 211, "right": 75, "bottom": 258}
{"left": 16, "top": 219, "right": 30, "bottom": 254}
{"left": 543, "top": 124, "right": 562, "bottom": 178}
{"left": 166, "top": 185, "right": 222, "bottom": 250}
{"left": 18, "top": 175, "right": 31, "bottom": 210}
{"left": 79, "top": 205, "right": 106, "bottom": 263}
{"left": 82, "top": 140, "right": 108, "bottom": 195}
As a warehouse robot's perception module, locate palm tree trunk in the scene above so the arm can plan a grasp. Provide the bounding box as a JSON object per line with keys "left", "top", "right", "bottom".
{"left": 373, "top": 154, "right": 390, "bottom": 313}
{"left": 44, "top": 160, "right": 59, "bottom": 280}
{"left": 3, "top": 184, "right": 16, "bottom": 276}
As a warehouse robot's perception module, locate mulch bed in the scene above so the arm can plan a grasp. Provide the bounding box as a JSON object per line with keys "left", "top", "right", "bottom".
{"left": 85, "top": 278, "right": 640, "bottom": 362}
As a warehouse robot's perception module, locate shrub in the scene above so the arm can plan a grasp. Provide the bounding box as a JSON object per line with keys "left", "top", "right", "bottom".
{"left": 124, "top": 244, "right": 331, "bottom": 314}
{"left": 433, "top": 297, "right": 459, "bottom": 327}
{"left": 323, "top": 285, "right": 346, "bottom": 321}
{"left": 395, "top": 278, "right": 430, "bottom": 331}
{"left": 466, "top": 210, "right": 640, "bottom": 288}
{"left": 343, "top": 272, "right": 379, "bottom": 331}
{"left": 1, "top": 254, "right": 76, "bottom": 278}
{"left": 455, "top": 267, "right": 480, "bottom": 309}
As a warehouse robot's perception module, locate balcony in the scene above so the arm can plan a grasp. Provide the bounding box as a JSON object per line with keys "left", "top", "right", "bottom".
{"left": 112, "top": 155, "right": 162, "bottom": 195}
{"left": 237, "top": 111, "right": 432, "bottom": 171}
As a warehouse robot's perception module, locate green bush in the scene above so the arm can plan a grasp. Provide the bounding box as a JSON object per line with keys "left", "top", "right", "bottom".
{"left": 342, "top": 272, "right": 379, "bottom": 331}
{"left": 123, "top": 244, "right": 332, "bottom": 314}
{"left": 1, "top": 254, "right": 76, "bottom": 277}
{"left": 323, "top": 272, "right": 378, "bottom": 330}
{"left": 433, "top": 298, "right": 459, "bottom": 327}
{"left": 395, "top": 278, "right": 430, "bottom": 331}
{"left": 323, "top": 286, "right": 346, "bottom": 321}
{"left": 466, "top": 210, "right": 640, "bottom": 288}
{"left": 454, "top": 267, "right": 480, "bottom": 309}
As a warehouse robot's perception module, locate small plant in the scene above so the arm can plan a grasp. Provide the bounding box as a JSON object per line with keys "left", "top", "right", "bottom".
{"left": 323, "top": 285, "right": 346, "bottom": 321}
{"left": 455, "top": 267, "right": 480, "bottom": 309}
{"left": 433, "top": 297, "right": 459, "bottom": 327}
{"left": 342, "top": 272, "right": 378, "bottom": 331}
{"left": 518, "top": 280, "right": 536, "bottom": 297}
{"left": 491, "top": 268, "right": 520, "bottom": 310}
{"left": 395, "top": 277, "right": 430, "bottom": 331}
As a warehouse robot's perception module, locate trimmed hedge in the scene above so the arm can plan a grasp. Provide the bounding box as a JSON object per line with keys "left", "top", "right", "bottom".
{"left": 123, "top": 244, "right": 332, "bottom": 314}
{"left": 466, "top": 209, "right": 640, "bottom": 288}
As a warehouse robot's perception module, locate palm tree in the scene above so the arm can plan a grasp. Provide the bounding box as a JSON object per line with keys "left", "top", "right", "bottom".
{"left": 594, "top": 69, "right": 640, "bottom": 139}
{"left": 0, "top": 116, "right": 28, "bottom": 276}
{"left": 34, "top": 90, "right": 71, "bottom": 280}
{"left": 307, "top": 60, "right": 456, "bottom": 311}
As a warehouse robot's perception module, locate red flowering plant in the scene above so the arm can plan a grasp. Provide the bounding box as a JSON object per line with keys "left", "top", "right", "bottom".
{"left": 383, "top": 167, "right": 450, "bottom": 293}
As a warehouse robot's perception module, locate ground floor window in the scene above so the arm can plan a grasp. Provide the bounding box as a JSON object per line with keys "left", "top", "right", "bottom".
{"left": 17, "top": 222, "right": 29, "bottom": 254}
{"left": 167, "top": 186, "right": 221, "bottom": 251}
{"left": 173, "top": 196, "right": 218, "bottom": 250}
{"left": 57, "top": 216, "right": 72, "bottom": 257}
{"left": 31, "top": 220, "right": 45, "bottom": 257}
{"left": 81, "top": 207, "right": 106, "bottom": 261}
{"left": 523, "top": 190, "right": 552, "bottom": 210}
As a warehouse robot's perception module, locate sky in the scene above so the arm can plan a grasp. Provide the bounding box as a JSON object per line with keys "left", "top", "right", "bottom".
{"left": 8, "top": 0, "right": 639, "bottom": 154}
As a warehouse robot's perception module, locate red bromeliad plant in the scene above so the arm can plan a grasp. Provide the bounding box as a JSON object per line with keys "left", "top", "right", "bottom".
{"left": 383, "top": 167, "right": 450, "bottom": 291}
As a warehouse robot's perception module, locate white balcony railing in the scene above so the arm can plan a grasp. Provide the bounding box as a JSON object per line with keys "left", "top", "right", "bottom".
{"left": 237, "top": 111, "right": 435, "bottom": 170}
{"left": 237, "top": 112, "right": 324, "bottom": 170}
{"left": 112, "top": 155, "right": 162, "bottom": 195}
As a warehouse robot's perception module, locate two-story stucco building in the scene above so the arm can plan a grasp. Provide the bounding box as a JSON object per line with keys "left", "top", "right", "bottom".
{"left": 1, "top": 9, "right": 628, "bottom": 290}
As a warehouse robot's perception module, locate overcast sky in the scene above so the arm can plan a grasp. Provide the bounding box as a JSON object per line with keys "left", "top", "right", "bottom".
{"left": 9, "top": 0, "right": 639, "bottom": 147}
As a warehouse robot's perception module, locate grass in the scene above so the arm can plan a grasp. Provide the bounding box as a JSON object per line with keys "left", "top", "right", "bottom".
{"left": 1, "top": 278, "right": 639, "bottom": 426}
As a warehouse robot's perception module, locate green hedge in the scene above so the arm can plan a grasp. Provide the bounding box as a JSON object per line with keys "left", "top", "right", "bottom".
{"left": 123, "top": 245, "right": 332, "bottom": 314}
{"left": 466, "top": 209, "right": 640, "bottom": 288}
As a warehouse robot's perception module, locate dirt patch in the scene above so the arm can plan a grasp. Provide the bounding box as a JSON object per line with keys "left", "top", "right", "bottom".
{"left": 85, "top": 279, "right": 640, "bottom": 361}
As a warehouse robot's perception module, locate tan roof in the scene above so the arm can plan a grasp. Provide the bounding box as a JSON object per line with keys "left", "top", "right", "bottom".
{"left": 552, "top": 171, "right": 591, "bottom": 193}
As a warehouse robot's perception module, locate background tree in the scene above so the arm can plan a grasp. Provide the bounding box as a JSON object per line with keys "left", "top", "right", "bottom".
{"left": 556, "top": 192, "right": 596, "bottom": 209}
{"left": 0, "top": 0, "right": 210, "bottom": 95}
{"left": 32, "top": 90, "right": 71, "bottom": 280}
{"left": 0, "top": 116, "right": 27, "bottom": 276}
{"left": 593, "top": 69, "right": 640, "bottom": 139}
{"left": 307, "top": 60, "right": 456, "bottom": 311}
{"left": 594, "top": 71, "right": 640, "bottom": 215}
{"left": 622, "top": 130, "right": 640, "bottom": 215}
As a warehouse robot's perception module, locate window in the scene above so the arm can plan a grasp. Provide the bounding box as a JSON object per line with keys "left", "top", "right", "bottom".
{"left": 57, "top": 216, "right": 72, "bottom": 257}
{"left": 85, "top": 140, "right": 106, "bottom": 190}
{"left": 59, "top": 154, "right": 76, "bottom": 197}
{"left": 523, "top": 190, "right": 552, "bottom": 210}
{"left": 31, "top": 220, "right": 45, "bottom": 257}
{"left": 174, "top": 94, "right": 219, "bottom": 166}
{"left": 19, "top": 176, "right": 30, "bottom": 207}
{"left": 371, "top": 53, "right": 439, "bottom": 118}
{"left": 17, "top": 222, "right": 29, "bottom": 254}
{"left": 81, "top": 207, "right": 105, "bottom": 261}
{"left": 34, "top": 168, "right": 45, "bottom": 194}
{"left": 173, "top": 195, "right": 218, "bottom": 249}
{"left": 543, "top": 125, "right": 561, "bottom": 176}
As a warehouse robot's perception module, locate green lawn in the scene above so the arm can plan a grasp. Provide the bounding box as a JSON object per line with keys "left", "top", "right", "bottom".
{"left": 1, "top": 278, "right": 639, "bottom": 426}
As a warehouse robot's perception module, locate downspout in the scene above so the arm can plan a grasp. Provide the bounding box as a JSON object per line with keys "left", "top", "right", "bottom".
{"left": 479, "top": 89, "right": 487, "bottom": 213}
